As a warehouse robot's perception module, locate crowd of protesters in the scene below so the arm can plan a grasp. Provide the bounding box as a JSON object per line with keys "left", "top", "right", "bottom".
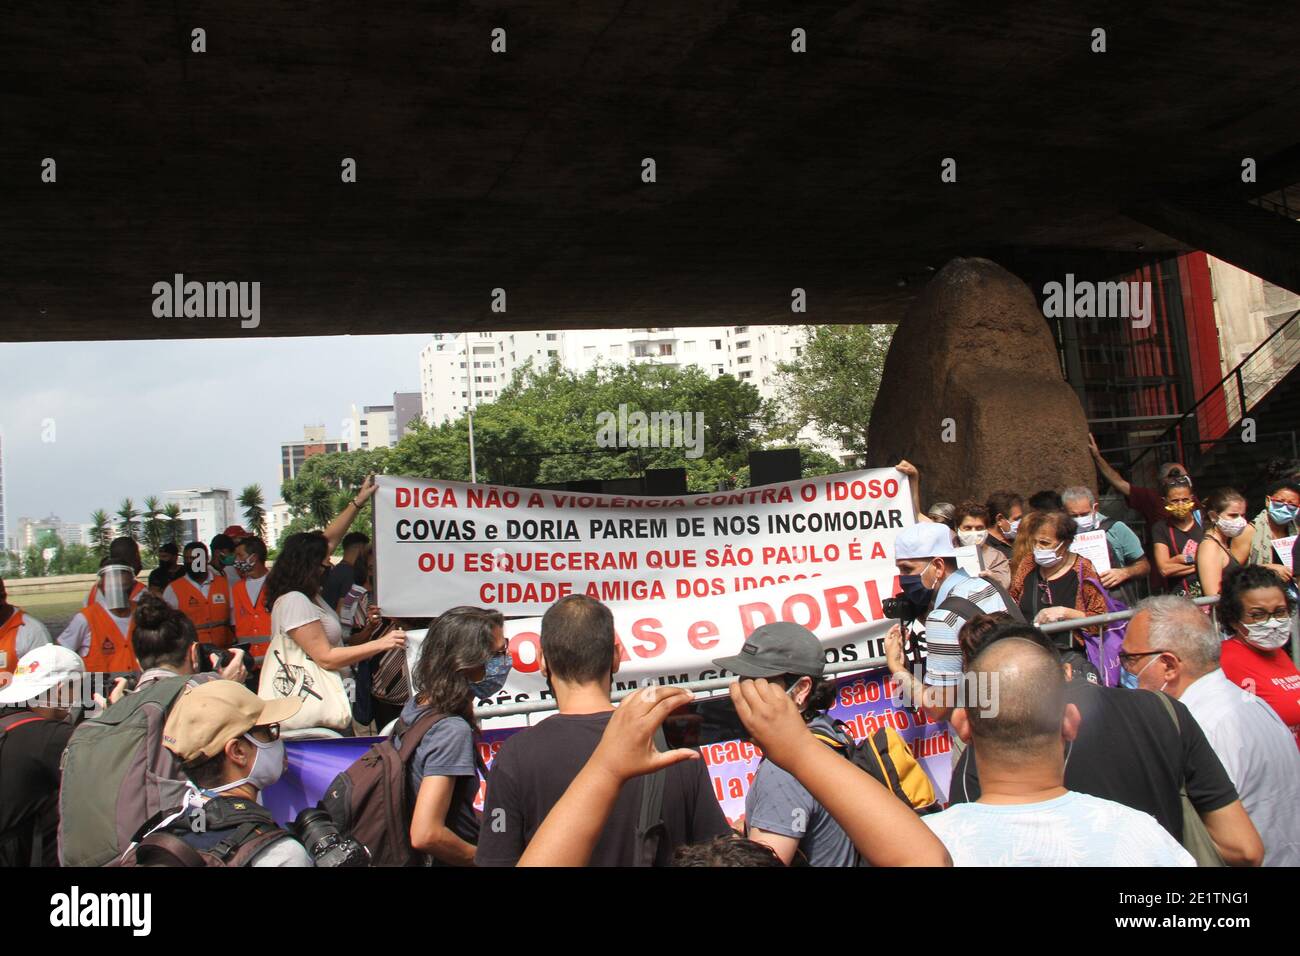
{"left": 2, "top": 453, "right": 1300, "bottom": 868}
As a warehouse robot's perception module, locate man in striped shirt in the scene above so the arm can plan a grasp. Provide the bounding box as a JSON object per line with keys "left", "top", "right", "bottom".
{"left": 885, "top": 522, "right": 1012, "bottom": 723}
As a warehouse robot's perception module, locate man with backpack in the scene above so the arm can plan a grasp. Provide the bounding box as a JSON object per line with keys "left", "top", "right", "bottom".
{"left": 57, "top": 595, "right": 246, "bottom": 867}
{"left": 885, "top": 522, "right": 1017, "bottom": 724}
{"left": 475, "top": 595, "right": 729, "bottom": 866}
{"left": 119, "top": 681, "right": 311, "bottom": 867}
{"left": 713, "top": 621, "right": 860, "bottom": 866}
{"left": 0, "top": 645, "right": 88, "bottom": 866}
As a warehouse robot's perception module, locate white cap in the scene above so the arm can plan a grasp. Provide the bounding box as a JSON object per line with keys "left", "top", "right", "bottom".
{"left": 894, "top": 522, "right": 958, "bottom": 560}
{"left": 0, "top": 644, "right": 86, "bottom": 706}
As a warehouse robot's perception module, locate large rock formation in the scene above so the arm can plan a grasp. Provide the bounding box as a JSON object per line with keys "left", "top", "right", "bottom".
{"left": 866, "top": 257, "right": 1095, "bottom": 507}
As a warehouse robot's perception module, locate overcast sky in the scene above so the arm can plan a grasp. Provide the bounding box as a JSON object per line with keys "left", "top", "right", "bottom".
{"left": 0, "top": 334, "right": 429, "bottom": 529}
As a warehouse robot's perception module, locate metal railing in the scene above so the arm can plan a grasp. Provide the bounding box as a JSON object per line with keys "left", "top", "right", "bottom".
{"left": 476, "top": 596, "right": 1224, "bottom": 721}
{"left": 1130, "top": 308, "right": 1300, "bottom": 475}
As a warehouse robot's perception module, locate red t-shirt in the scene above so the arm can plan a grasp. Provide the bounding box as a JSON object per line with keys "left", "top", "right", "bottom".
{"left": 1220, "top": 636, "right": 1300, "bottom": 749}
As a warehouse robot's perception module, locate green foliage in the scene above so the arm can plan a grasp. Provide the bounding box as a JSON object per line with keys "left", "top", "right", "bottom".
{"left": 239, "top": 484, "right": 268, "bottom": 539}
{"left": 89, "top": 510, "right": 112, "bottom": 558}
{"left": 279, "top": 361, "right": 842, "bottom": 506}
{"left": 773, "top": 324, "right": 894, "bottom": 456}
{"left": 141, "top": 496, "right": 166, "bottom": 562}
{"left": 116, "top": 498, "right": 141, "bottom": 541}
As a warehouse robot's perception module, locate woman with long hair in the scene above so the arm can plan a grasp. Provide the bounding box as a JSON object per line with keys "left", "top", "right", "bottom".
{"left": 1196, "top": 487, "right": 1253, "bottom": 597}
{"left": 398, "top": 606, "right": 511, "bottom": 866}
{"left": 258, "top": 478, "right": 405, "bottom": 728}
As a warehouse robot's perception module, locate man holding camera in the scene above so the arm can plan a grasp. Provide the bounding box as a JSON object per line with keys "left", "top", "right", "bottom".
{"left": 884, "top": 523, "right": 1013, "bottom": 724}
{"left": 128, "top": 681, "right": 313, "bottom": 866}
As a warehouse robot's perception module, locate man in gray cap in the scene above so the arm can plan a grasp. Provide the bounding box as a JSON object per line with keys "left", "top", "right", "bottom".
{"left": 885, "top": 522, "right": 1015, "bottom": 725}
{"left": 713, "top": 622, "right": 857, "bottom": 866}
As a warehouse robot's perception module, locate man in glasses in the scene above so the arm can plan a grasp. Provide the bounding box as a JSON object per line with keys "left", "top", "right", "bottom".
{"left": 951, "top": 622, "right": 1262, "bottom": 865}
{"left": 126, "top": 681, "right": 311, "bottom": 866}
{"left": 1123, "top": 596, "right": 1298, "bottom": 865}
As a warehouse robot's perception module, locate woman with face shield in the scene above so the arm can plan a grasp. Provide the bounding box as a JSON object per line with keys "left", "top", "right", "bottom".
{"left": 55, "top": 561, "right": 141, "bottom": 673}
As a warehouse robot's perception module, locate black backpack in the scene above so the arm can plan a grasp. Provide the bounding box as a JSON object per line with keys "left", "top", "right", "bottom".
{"left": 936, "top": 576, "right": 1025, "bottom": 626}
{"left": 115, "top": 797, "right": 289, "bottom": 867}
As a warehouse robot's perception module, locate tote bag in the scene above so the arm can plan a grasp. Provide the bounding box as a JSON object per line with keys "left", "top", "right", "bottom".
{"left": 258, "top": 599, "right": 353, "bottom": 732}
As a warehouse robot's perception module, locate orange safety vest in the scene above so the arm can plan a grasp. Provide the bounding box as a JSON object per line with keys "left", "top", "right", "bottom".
{"left": 0, "top": 608, "right": 27, "bottom": 672}
{"left": 231, "top": 578, "right": 272, "bottom": 658}
{"left": 84, "top": 580, "right": 145, "bottom": 607}
{"left": 169, "top": 576, "right": 233, "bottom": 648}
{"left": 81, "top": 603, "right": 140, "bottom": 673}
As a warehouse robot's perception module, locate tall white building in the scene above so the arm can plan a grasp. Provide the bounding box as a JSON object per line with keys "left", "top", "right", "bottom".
{"left": 417, "top": 326, "right": 851, "bottom": 463}
{"left": 349, "top": 404, "right": 397, "bottom": 451}
{"left": 164, "top": 488, "right": 236, "bottom": 547}
{"left": 266, "top": 500, "right": 294, "bottom": 549}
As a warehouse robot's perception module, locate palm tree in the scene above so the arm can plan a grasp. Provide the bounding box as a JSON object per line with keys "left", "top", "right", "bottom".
{"left": 116, "top": 498, "right": 141, "bottom": 541}
{"left": 306, "top": 480, "right": 334, "bottom": 528}
{"left": 90, "top": 509, "right": 112, "bottom": 558}
{"left": 142, "top": 495, "right": 165, "bottom": 559}
{"left": 239, "top": 484, "right": 267, "bottom": 539}
{"left": 162, "top": 502, "right": 183, "bottom": 545}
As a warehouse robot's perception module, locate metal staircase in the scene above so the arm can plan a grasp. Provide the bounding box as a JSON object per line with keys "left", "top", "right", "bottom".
{"left": 1130, "top": 308, "right": 1300, "bottom": 501}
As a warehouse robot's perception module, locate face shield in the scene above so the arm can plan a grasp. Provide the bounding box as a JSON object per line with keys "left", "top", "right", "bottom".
{"left": 99, "top": 564, "right": 136, "bottom": 611}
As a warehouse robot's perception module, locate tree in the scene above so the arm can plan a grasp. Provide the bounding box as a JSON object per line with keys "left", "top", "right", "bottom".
{"left": 239, "top": 484, "right": 267, "bottom": 539}
{"left": 142, "top": 495, "right": 166, "bottom": 560}
{"left": 90, "top": 510, "right": 112, "bottom": 558}
{"left": 162, "top": 502, "right": 183, "bottom": 545}
{"left": 773, "top": 324, "right": 895, "bottom": 457}
{"left": 116, "top": 497, "right": 141, "bottom": 542}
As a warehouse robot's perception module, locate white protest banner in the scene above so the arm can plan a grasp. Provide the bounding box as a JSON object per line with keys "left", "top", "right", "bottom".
{"left": 1069, "top": 529, "right": 1111, "bottom": 573}
{"left": 375, "top": 468, "right": 913, "bottom": 617}
{"left": 1272, "top": 534, "right": 1296, "bottom": 569}
{"left": 402, "top": 565, "right": 903, "bottom": 712}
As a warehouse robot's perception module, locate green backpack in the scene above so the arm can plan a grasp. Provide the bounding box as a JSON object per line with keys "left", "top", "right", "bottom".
{"left": 57, "top": 675, "right": 197, "bottom": 867}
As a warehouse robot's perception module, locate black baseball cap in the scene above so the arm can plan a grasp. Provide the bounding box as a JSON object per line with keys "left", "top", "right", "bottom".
{"left": 713, "top": 622, "right": 826, "bottom": 679}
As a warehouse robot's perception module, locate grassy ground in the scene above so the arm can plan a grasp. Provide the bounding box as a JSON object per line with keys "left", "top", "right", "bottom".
{"left": 14, "top": 585, "right": 89, "bottom": 635}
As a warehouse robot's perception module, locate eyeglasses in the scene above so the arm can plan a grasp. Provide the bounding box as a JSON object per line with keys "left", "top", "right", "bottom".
{"left": 1118, "top": 649, "right": 1176, "bottom": 670}
{"left": 1243, "top": 609, "right": 1292, "bottom": 624}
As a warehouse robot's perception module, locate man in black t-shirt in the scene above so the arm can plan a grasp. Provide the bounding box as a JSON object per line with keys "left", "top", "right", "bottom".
{"left": 0, "top": 645, "right": 88, "bottom": 867}
{"left": 950, "top": 626, "right": 1263, "bottom": 864}
{"left": 475, "top": 596, "right": 729, "bottom": 866}
{"left": 321, "top": 532, "right": 369, "bottom": 611}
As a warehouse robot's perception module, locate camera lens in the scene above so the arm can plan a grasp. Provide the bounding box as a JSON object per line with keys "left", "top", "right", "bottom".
{"left": 293, "top": 808, "right": 342, "bottom": 855}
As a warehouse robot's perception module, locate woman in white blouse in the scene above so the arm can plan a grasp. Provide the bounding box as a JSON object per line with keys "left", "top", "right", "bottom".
{"left": 260, "top": 477, "right": 405, "bottom": 709}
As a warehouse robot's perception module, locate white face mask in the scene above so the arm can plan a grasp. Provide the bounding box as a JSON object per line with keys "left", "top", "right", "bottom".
{"left": 201, "top": 734, "right": 286, "bottom": 795}
{"left": 1033, "top": 544, "right": 1062, "bottom": 567}
{"left": 1004, "top": 519, "right": 1021, "bottom": 540}
{"left": 1073, "top": 512, "right": 1097, "bottom": 532}
{"left": 957, "top": 529, "right": 988, "bottom": 547}
{"left": 1216, "top": 515, "right": 1248, "bottom": 538}
{"left": 1243, "top": 618, "right": 1291, "bottom": 650}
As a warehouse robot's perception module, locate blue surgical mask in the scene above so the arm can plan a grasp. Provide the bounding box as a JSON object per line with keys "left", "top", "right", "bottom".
{"left": 1267, "top": 500, "right": 1299, "bottom": 525}
{"left": 1120, "top": 654, "right": 1160, "bottom": 691}
{"left": 470, "top": 652, "right": 513, "bottom": 700}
